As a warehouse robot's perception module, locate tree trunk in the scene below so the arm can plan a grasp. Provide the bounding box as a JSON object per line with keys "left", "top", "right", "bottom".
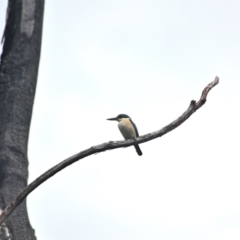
{"left": 0, "top": 0, "right": 44, "bottom": 239}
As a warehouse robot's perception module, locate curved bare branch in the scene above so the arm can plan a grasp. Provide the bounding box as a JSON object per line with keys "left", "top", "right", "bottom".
{"left": 0, "top": 76, "right": 219, "bottom": 225}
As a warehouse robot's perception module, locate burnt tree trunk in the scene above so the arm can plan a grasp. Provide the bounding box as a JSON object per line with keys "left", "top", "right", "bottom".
{"left": 0, "top": 0, "right": 44, "bottom": 239}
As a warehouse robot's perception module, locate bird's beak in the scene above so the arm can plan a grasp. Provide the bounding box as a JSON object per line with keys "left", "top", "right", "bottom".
{"left": 107, "top": 117, "right": 118, "bottom": 121}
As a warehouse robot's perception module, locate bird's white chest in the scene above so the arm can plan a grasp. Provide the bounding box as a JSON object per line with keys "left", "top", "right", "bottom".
{"left": 118, "top": 118, "right": 136, "bottom": 139}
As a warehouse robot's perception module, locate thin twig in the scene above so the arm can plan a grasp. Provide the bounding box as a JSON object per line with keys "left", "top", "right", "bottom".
{"left": 0, "top": 77, "right": 219, "bottom": 225}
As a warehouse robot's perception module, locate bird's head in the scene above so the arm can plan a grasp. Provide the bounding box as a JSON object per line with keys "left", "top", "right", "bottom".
{"left": 107, "top": 114, "right": 130, "bottom": 122}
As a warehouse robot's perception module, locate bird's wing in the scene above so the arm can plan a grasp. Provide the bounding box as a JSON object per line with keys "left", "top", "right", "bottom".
{"left": 130, "top": 119, "right": 139, "bottom": 137}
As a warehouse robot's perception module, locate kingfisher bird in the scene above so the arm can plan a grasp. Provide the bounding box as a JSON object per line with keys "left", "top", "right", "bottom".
{"left": 107, "top": 114, "right": 142, "bottom": 156}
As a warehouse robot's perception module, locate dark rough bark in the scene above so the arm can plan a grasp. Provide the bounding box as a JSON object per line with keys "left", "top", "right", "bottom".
{"left": 0, "top": 0, "right": 44, "bottom": 239}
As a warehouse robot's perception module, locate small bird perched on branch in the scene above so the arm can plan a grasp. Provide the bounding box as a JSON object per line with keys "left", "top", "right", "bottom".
{"left": 107, "top": 114, "right": 142, "bottom": 156}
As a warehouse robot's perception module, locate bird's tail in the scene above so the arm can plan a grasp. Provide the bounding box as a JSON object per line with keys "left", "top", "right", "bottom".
{"left": 134, "top": 144, "right": 142, "bottom": 156}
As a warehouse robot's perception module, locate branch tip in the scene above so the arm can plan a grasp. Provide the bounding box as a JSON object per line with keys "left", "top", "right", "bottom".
{"left": 190, "top": 100, "right": 196, "bottom": 107}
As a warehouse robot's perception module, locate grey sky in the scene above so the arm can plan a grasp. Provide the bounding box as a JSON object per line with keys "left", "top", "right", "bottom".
{"left": 1, "top": 1, "right": 240, "bottom": 239}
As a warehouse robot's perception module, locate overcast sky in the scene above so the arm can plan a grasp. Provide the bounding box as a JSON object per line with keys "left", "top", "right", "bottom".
{"left": 1, "top": 1, "right": 240, "bottom": 239}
